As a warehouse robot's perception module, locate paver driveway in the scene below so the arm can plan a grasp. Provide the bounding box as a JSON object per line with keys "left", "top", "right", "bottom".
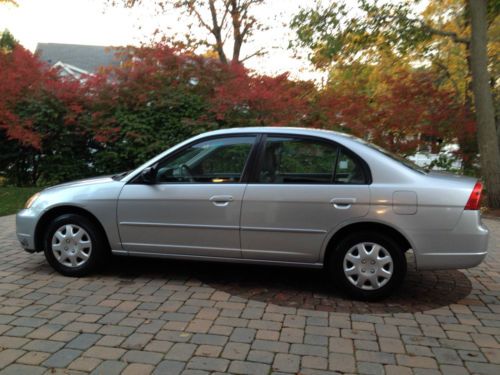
{"left": 0, "top": 214, "right": 499, "bottom": 375}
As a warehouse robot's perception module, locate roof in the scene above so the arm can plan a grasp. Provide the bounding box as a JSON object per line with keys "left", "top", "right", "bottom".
{"left": 200, "top": 126, "right": 358, "bottom": 142}
{"left": 52, "top": 62, "right": 91, "bottom": 80}
{"left": 35, "top": 42, "right": 118, "bottom": 73}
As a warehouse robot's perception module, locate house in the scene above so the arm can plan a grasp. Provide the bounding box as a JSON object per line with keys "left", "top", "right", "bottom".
{"left": 35, "top": 42, "right": 119, "bottom": 79}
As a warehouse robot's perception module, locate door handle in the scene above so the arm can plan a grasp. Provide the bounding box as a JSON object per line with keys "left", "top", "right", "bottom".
{"left": 330, "top": 198, "right": 356, "bottom": 209}
{"left": 210, "top": 195, "right": 233, "bottom": 207}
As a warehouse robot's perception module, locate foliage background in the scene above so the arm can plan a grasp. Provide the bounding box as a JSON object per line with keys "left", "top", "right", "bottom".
{"left": 3, "top": 0, "right": 499, "bottom": 188}
{"left": 0, "top": 38, "right": 478, "bottom": 187}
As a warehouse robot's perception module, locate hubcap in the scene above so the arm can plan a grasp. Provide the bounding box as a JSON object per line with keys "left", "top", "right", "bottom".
{"left": 343, "top": 242, "right": 393, "bottom": 290}
{"left": 51, "top": 224, "right": 92, "bottom": 268}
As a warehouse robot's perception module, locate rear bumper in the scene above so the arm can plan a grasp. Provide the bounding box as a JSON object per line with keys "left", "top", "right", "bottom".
{"left": 410, "top": 210, "right": 489, "bottom": 270}
{"left": 415, "top": 251, "right": 487, "bottom": 270}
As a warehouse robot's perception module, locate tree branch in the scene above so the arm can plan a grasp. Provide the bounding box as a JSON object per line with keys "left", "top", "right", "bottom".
{"left": 433, "top": 59, "right": 460, "bottom": 95}
{"left": 0, "top": 0, "right": 18, "bottom": 6}
{"left": 220, "top": 2, "right": 231, "bottom": 29}
{"left": 420, "top": 21, "right": 470, "bottom": 45}
{"left": 188, "top": 3, "right": 214, "bottom": 33}
{"left": 240, "top": 47, "right": 265, "bottom": 62}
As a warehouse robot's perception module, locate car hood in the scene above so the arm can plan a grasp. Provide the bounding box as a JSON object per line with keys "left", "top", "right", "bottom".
{"left": 43, "top": 175, "right": 116, "bottom": 191}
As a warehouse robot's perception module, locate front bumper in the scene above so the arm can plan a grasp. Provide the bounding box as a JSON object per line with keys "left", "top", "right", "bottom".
{"left": 16, "top": 208, "right": 39, "bottom": 252}
{"left": 410, "top": 210, "right": 489, "bottom": 270}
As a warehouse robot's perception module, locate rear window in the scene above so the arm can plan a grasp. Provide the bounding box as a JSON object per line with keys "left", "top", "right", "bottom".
{"left": 359, "top": 140, "right": 428, "bottom": 174}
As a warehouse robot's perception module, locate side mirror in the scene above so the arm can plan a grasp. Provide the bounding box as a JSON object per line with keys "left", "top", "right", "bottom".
{"left": 141, "top": 166, "right": 156, "bottom": 184}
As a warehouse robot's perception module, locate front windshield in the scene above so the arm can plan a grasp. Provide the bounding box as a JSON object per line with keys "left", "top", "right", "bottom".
{"left": 358, "top": 139, "right": 428, "bottom": 174}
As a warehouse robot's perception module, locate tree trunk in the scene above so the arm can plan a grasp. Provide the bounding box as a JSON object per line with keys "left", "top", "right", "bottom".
{"left": 460, "top": 43, "right": 477, "bottom": 173}
{"left": 208, "top": 0, "right": 228, "bottom": 64}
{"left": 493, "top": 77, "right": 500, "bottom": 148}
{"left": 469, "top": 0, "right": 500, "bottom": 208}
{"left": 229, "top": 0, "right": 243, "bottom": 63}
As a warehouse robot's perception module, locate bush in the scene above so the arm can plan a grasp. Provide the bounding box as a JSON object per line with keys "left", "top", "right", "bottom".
{"left": 0, "top": 45, "right": 92, "bottom": 186}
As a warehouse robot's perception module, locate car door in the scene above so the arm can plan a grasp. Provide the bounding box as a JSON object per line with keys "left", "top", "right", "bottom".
{"left": 117, "top": 135, "right": 258, "bottom": 258}
{"left": 240, "top": 134, "right": 370, "bottom": 263}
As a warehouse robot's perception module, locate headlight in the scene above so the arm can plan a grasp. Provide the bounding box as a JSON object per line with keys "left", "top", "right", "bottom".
{"left": 24, "top": 192, "right": 40, "bottom": 209}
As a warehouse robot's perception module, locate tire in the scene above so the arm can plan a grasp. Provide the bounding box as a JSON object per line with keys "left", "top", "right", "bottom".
{"left": 44, "top": 213, "right": 108, "bottom": 277}
{"left": 327, "top": 231, "right": 407, "bottom": 301}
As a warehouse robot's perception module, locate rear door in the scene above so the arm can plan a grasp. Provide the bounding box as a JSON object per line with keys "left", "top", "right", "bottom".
{"left": 240, "top": 134, "right": 370, "bottom": 263}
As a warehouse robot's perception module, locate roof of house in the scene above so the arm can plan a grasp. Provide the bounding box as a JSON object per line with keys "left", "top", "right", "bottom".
{"left": 35, "top": 42, "right": 119, "bottom": 73}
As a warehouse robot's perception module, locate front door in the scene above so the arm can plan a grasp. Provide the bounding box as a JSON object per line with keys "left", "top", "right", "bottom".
{"left": 241, "top": 135, "right": 370, "bottom": 263}
{"left": 117, "top": 135, "right": 257, "bottom": 258}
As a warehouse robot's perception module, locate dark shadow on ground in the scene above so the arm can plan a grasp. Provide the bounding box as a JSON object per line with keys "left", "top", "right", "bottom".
{"left": 75, "top": 252, "right": 474, "bottom": 314}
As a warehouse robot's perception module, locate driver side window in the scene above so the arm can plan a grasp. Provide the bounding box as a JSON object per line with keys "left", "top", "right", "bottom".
{"left": 155, "top": 136, "right": 256, "bottom": 184}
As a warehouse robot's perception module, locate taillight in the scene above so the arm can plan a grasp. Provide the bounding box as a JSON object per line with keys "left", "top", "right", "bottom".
{"left": 464, "top": 181, "right": 483, "bottom": 210}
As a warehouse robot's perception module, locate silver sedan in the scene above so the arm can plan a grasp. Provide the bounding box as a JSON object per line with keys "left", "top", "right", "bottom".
{"left": 16, "top": 127, "right": 489, "bottom": 299}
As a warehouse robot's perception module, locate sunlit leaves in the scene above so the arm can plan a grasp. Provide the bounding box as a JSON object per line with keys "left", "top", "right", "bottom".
{"left": 290, "top": 0, "right": 431, "bottom": 67}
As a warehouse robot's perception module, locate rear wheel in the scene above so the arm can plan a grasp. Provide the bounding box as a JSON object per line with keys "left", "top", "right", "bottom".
{"left": 44, "top": 214, "right": 107, "bottom": 277}
{"left": 327, "top": 231, "right": 406, "bottom": 300}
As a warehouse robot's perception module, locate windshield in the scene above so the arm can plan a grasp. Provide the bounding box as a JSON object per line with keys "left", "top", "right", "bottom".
{"left": 358, "top": 139, "right": 428, "bottom": 174}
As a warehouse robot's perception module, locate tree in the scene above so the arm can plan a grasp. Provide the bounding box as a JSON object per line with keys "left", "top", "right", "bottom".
{"left": 469, "top": 0, "right": 500, "bottom": 207}
{"left": 0, "top": 29, "right": 16, "bottom": 52}
{"left": 317, "top": 69, "right": 474, "bottom": 157}
{"left": 0, "top": 45, "right": 92, "bottom": 185}
{"left": 418, "top": 0, "right": 499, "bottom": 156}
{"left": 210, "top": 63, "right": 315, "bottom": 127}
{"left": 1, "top": 39, "right": 317, "bottom": 185}
{"left": 108, "top": 0, "right": 266, "bottom": 64}
{"left": 84, "top": 45, "right": 216, "bottom": 173}
{"left": 85, "top": 44, "right": 315, "bottom": 173}
{"left": 291, "top": 0, "right": 500, "bottom": 208}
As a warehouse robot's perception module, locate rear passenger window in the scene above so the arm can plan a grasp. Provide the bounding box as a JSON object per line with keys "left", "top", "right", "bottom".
{"left": 334, "top": 149, "right": 368, "bottom": 184}
{"left": 257, "top": 136, "right": 368, "bottom": 184}
{"left": 258, "top": 137, "right": 338, "bottom": 184}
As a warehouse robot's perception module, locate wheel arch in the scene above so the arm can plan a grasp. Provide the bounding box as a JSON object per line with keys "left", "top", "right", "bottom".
{"left": 34, "top": 205, "right": 111, "bottom": 253}
{"left": 323, "top": 221, "right": 414, "bottom": 267}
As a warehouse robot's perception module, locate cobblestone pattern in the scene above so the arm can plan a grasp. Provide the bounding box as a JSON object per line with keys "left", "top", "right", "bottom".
{"left": 0, "top": 214, "right": 499, "bottom": 374}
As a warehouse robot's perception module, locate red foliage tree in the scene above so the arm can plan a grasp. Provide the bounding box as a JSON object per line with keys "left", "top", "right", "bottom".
{"left": 210, "top": 63, "right": 315, "bottom": 127}
{"left": 83, "top": 45, "right": 229, "bottom": 172}
{"left": 318, "top": 71, "right": 475, "bottom": 157}
{"left": 0, "top": 46, "right": 87, "bottom": 146}
{"left": 84, "top": 44, "right": 316, "bottom": 173}
{"left": 0, "top": 46, "right": 47, "bottom": 148}
{"left": 0, "top": 45, "right": 89, "bottom": 185}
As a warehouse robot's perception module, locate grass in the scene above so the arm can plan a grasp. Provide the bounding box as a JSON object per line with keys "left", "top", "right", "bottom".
{"left": 0, "top": 187, "right": 42, "bottom": 216}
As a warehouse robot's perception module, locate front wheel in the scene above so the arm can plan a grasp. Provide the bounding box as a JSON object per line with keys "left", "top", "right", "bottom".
{"left": 44, "top": 214, "right": 107, "bottom": 277}
{"left": 327, "top": 232, "right": 407, "bottom": 300}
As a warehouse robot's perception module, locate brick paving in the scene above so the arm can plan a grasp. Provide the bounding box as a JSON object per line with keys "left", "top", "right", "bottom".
{"left": 0, "top": 214, "right": 499, "bottom": 374}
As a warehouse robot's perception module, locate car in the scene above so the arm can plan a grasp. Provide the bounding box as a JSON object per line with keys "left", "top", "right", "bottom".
{"left": 16, "top": 127, "right": 489, "bottom": 300}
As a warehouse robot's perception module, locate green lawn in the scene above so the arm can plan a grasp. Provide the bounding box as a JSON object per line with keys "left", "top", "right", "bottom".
{"left": 0, "top": 187, "right": 41, "bottom": 216}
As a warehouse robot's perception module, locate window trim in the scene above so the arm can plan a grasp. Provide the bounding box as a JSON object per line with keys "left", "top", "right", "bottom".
{"left": 130, "top": 133, "right": 262, "bottom": 185}
{"left": 249, "top": 133, "right": 372, "bottom": 185}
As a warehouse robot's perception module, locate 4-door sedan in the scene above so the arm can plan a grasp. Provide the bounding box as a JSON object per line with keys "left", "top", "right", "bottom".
{"left": 16, "top": 127, "right": 489, "bottom": 299}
